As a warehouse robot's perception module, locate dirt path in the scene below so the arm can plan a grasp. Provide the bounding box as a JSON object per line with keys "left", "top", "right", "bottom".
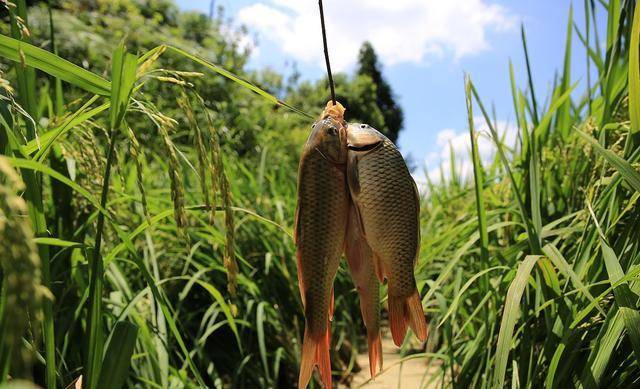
{"left": 347, "top": 330, "right": 441, "bottom": 389}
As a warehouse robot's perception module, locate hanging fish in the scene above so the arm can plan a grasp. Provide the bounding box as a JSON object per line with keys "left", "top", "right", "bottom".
{"left": 346, "top": 123, "right": 428, "bottom": 347}
{"left": 344, "top": 204, "right": 382, "bottom": 378}
{"left": 295, "top": 102, "right": 349, "bottom": 388}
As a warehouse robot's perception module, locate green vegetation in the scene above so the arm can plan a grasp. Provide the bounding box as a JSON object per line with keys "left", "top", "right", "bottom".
{"left": 0, "top": 0, "right": 639, "bottom": 388}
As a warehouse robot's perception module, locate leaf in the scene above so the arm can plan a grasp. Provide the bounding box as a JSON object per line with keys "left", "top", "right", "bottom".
{"left": 97, "top": 321, "right": 138, "bottom": 389}
{"left": 0, "top": 34, "right": 110, "bottom": 95}
{"left": 629, "top": 0, "right": 640, "bottom": 133}
{"left": 542, "top": 244, "right": 604, "bottom": 315}
{"left": 257, "top": 302, "right": 271, "bottom": 383}
{"left": 493, "top": 255, "right": 541, "bottom": 389}
{"left": 465, "top": 75, "right": 489, "bottom": 263}
{"left": 33, "top": 237, "right": 84, "bottom": 248}
{"left": 109, "top": 46, "right": 138, "bottom": 130}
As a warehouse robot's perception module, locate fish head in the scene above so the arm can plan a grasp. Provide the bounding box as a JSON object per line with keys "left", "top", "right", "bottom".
{"left": 306, "top": 117, "right": 348, "bottom": 164}
{"left": 346, "top": 123, "right": 385, "bottom": 154}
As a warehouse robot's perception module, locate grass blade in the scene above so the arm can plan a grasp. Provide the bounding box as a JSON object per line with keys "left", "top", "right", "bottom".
{"left": 465, "top": 75, "right": 489, "bottom": 264}
{"left": 97, "top": 321, "right": 138, "bottom": 389}
{"left": 493, "top": 255, "right": 541, "bottom": 389}
{"left": 0, "top": 35, "right": 110, "bottom": 95}
{"left": 556, "top": 5, "right": 573, "bottom": 137}
{"left": 629, "top": 0, "right": 640, "bottom": 134}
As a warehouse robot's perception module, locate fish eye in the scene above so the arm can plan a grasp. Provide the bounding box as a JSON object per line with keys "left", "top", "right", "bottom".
{"left": 360, "top": 124, "right": 366, "bottom": 129}
{"left": 327, "top": 126, "right": 337, "bottom": 136}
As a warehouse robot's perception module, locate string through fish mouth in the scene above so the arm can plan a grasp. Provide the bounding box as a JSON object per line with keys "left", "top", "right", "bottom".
{"left": 318, "top": 0, "right": 336, "bottom": 105}
{"left": 314, "top": 147, "right": 347, "bottom": 166}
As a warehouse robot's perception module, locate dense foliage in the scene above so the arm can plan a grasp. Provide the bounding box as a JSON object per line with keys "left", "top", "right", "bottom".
{"left": 0, "top": 0, "right": 639, "bottom": 388}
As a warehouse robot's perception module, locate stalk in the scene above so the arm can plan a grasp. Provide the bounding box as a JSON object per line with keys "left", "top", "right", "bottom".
{"left": 85, "top": 128, "right": 117, "bottom": 389}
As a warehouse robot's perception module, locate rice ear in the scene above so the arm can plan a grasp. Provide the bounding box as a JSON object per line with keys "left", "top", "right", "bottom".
{"left": 220, "top": 170, "right": 238, "bottom": 297}
{"left": 126, "top": 126, "right": 151, "bottom": 224}
{"left": 0, "top": 157, "right": 49, "bottom": 374}
{"left": 178, "top": 88, "right": 211, "bottom": 217}
{"left": 159, "top": 124, "right": 188, "bottom": 244}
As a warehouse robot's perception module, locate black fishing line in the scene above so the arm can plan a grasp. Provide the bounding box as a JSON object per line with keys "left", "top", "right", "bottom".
{"left": 318, "top": 0, "right": 336, "bottom": 105}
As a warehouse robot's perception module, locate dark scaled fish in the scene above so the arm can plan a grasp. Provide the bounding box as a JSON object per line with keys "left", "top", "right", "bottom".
{"left": 295, "top": 102, "right": 349, "bottom": 388}
{"left": 346, "top": 123, "right": 428, "bottom": 347}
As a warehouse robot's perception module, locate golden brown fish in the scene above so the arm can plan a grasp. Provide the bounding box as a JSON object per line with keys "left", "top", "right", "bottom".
{"left": 346, "top": 123, "right": 428, "bottom": 347}
{"left": 295, "top": 102, "right": 349, "bottom": 388}
{"left": 345, "top": 204, "right": 382, "bottom": 377}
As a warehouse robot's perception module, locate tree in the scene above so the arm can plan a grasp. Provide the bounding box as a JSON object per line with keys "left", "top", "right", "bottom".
{"left": 356, "top": 42, "right": 403, "bottom": 142}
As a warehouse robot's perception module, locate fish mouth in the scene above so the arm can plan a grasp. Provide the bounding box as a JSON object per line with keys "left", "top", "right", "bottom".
{"left": 347, "top": 141, "right": 383, "bottom": 153}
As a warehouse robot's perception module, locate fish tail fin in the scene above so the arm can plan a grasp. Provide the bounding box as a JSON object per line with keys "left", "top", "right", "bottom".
{"left": 367, "top": 330, "right": 383, "bottom": 378}
{"left": 388, "top": 289, "right": 428, "bottom": 346}
{"left": 298, "top": 326, "right": 332, "bottom": 389}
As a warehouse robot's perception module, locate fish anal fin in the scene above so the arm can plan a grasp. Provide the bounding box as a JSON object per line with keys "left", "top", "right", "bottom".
{"left": 367, "top": 331, "right": 383, "bottom": 378}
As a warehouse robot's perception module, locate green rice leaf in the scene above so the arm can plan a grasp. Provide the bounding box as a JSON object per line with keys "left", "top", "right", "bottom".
{"left": 97, "top": 321, "right": 138, "bottom": 389}
{"left": 629, "top": 0, "right": 640, "bottom": 133}
{"left": 493, "top": 255, "right": 541, "bottom": 389}
{"left": 0, "top": 34, "right": 110, "bottom": 95}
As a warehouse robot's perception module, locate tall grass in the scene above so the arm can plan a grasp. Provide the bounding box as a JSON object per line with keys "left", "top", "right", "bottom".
{"left": 416, "top": 1, "right": 640, "bottom": 387}
{"left": 0, "top": 0, "right": 639, "bottom": 388}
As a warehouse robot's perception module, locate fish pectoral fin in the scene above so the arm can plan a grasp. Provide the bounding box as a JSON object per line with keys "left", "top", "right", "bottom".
{"left": 346, "top": 152, "right": 361, "bottom": 198}
{"left": 372, "top": 253, "right": 386, "bottom": 283}
{"left": 345, "top": 204, "right": 365, "bottom": 274}
{"left": 296, "top": 251, "right": 306, "bottom": 307}
{"left": 293, "top": 204, "right": 300, "bottom": 245}
{"left": 329, "top": 288, "right": 335, "bottom": 320}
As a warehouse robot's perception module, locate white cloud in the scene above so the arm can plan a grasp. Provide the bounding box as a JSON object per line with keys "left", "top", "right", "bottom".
{"left": 237, "top": 0, "right": 516, "bottom": 71}
{"left": 412, "top": 117, "right": 518, "bottom": 192}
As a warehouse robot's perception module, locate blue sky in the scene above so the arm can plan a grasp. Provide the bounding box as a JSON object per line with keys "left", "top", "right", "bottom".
{"left": 176, "top": 0, "right": 606, "bottom": 184}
